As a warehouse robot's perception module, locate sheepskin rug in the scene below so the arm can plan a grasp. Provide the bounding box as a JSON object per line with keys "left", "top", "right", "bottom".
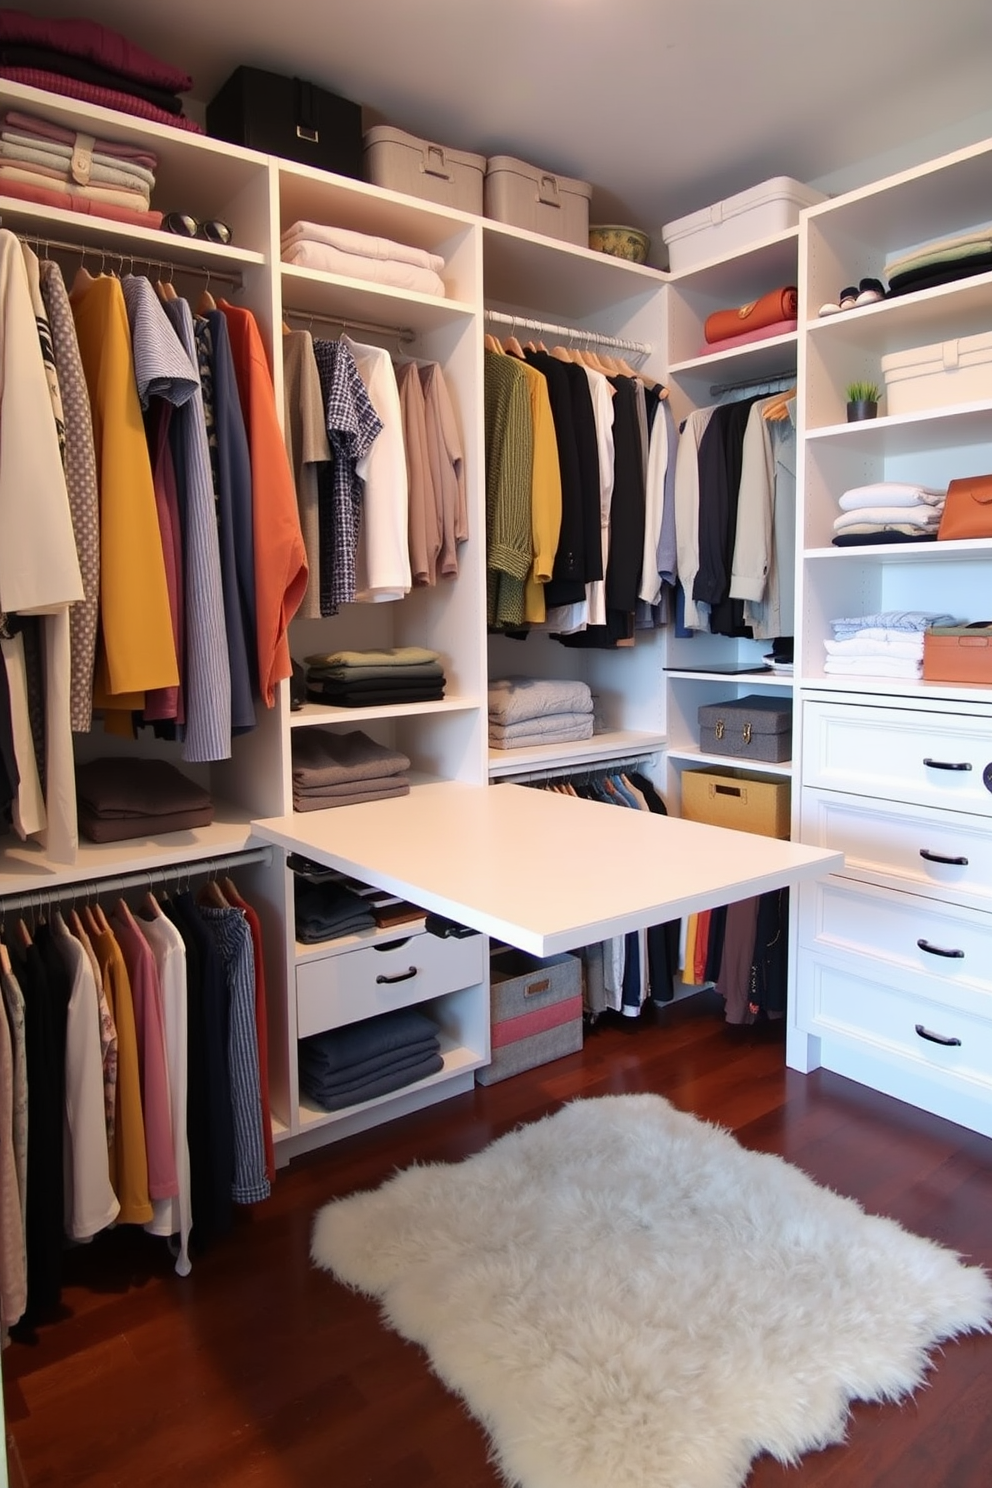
{"left": 312, "top": 1093, "right": 992, "bottom": 1488}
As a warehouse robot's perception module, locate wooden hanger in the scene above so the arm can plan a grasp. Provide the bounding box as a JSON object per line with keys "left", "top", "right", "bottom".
{"left": 502, "top": 334, "right": 525, "bottom": 357}
{"left": 15, "top": 917, "right": 32, "bottom": 950}
{"left": 0, "top": 938, "right": 10, "bottom": 976}
{"left": 196, "top": 271, "right": 217, "bottom": 315}
{"left": 484, "top": 333, "right": 503, "bottom": 353}
{"left": 220, "top": 876, "right": 243, "bottom": 906}
{"left": 763, "top": 386, "right": 796, "bottom": 421}
{"left": 199, "top": 878, "right": 230, "bottom": 909}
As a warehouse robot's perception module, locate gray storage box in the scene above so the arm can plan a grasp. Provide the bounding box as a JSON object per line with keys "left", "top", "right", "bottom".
{"left": 477, "top": 948, "right": 583, "bottom": 1085}
{"left": 698, "top": 694, "right": 793, "bottom": 763}
{"left": 484, "top": 155, "right": 592, "bottom": 245}
{"left": 363, "top": 125, "right": 485, "bottom": 213}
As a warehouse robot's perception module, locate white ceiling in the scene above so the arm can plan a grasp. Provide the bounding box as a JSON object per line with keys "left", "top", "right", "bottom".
{"left": 19, "top": 0, "right": 992, "bottom": 257}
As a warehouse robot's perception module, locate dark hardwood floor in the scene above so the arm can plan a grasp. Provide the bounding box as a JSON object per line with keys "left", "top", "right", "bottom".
{"left": 5, "top": 990, "right": 992, "bottom": 1488}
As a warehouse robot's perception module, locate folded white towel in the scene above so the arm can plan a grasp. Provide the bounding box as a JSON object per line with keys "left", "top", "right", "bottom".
{"left": 823, "top": 656, "right": 923, "bottom": 678}
{"left": 834, "top": 506, "right": 941, "bottom": 532}
{"left": 281, "top": 219, "right": 445, "bottom": 274}
{"left": 281, "top": 239, "right": 446, "bottom": 297}
{"left": 838, "top": 481, "right": 945, "bottom": 511}
{"left": 824, "top": 636, "right": 924, "bottom": 659}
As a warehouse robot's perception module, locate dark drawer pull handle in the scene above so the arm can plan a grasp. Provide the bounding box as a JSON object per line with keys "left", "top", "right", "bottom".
{"left": 915, "top": 1023, "right": 962, "bottom": 1047}
{"left": 919, "top": 849, "right": 970, "bottom": 866}
{"left": 923, "top": 758, "right": 972, "bottom": 771}
{"left": 916, "top": 938, "right": 965, "bottom": 959}
{"left": 376, "top": 966, "right": 418, "bottom": 984}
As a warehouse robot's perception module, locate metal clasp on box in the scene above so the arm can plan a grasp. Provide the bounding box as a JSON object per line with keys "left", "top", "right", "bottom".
{"left": 715, "top": 719, "right": 725, "bottom": 739}
{"left": 742, "top": 722, "right": 752, "bottom": 745}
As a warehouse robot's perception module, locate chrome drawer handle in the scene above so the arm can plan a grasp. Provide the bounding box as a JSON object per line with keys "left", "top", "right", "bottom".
{"left": 919, "top": 849, "right": 969, "bottom": 866}
{"left": 916, "top": 938, "right": 964, "bottom": 959}
{"left": 376, "top": 966, "right": 418, "bottom": 984}
{"left": 915, "top": 1023, "right": 962, "bottom": 1047}
{"left": 923, "top": 758, "right": 972, "bottom": 771}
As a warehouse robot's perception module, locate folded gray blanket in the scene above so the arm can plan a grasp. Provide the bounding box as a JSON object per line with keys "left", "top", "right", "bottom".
{"left": 291, "top": 727, "right": 410, "bottom": 787}
{"left": 489, "top": 718, "right": 594, "bottom": 750}
{"left": 293, "top": 779, "right": 410, "bottom": 811}
{"left": 299, "top": 1006, "right": 439, "bottom": 1073}
{"left": 488, "top": 676, "right": 593, "bottom": 725}
{"left": 489, "top": 710, "right": 596, "bottom": 743}
{"left": 300, "top": 1036, "right": 440, "bottom": 1093}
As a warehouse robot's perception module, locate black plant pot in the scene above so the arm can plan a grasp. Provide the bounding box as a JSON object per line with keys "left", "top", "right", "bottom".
{"left": 847, "top": 399, "right": 878, "bottom": 422}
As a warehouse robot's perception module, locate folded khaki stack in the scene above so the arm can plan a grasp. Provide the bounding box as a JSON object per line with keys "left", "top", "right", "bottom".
{"left": 76, "top": 757, "right": 214, "bottom": 842}
{"left": 280, "top": 220, "right": 447, "bottom": 298}
{"left": 291, "top": 727, "right": 411, "bottom": 811}
{"left": 298, "top": 1006, "right": 442, "bottom": 1112}
{"left": 305, "top": 646, "right": 446, "bottom": 707}
{"left": 488, "top": 676, "right": 594, "bottom": 749}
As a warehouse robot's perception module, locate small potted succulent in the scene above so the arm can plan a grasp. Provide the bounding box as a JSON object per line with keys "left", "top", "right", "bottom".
{"left": 845, "top": 380, "right": 880, "bottom": 421}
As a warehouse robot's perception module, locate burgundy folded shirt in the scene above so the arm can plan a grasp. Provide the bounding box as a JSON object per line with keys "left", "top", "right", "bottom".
{"left": 0, "top": 9, "right": 192, "bottom": 92}
{"left": 0, "top": 68, "right": 203, "bottom": 133}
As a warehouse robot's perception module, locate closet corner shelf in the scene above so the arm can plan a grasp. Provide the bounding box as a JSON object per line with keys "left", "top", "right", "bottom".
{"left": 804, "top": 269, "right": 992, "bottom": 347}
{"left": 296, "top": 1040, "right": 484, "bottom": 1134}
{"left": 804, "top": 399, "right": 992, "bottom": 454}
{"left": 290, "top": 697, "right": 482, "bottom": 728}
{"left": 482, "top": 220, "right": 666, "bottom": 323}
{"left": 486, "top": 729, "right": 666, "bottom": 779}
{"left": 667, "top": 226, "right": 800, "bottom": 290}
{"left": 0, "top": 806, "right": 259, "bottom": 899}
{"left": 664, "top": 668, "right": 793, "bottom": 688}
{"left": 667, "top": 329, "right": 798, "bottom": 384}
{"left": 666, "top": 746, "right": 792, "bottom": 778}
{"left": 1, "top": 196, "right": 267, "bottom": 269}
{"left": 279, "top": 262, "right": 475, "bottom": 331}
{"left": 805, "top": 539, "right": 992, "bottom": 563}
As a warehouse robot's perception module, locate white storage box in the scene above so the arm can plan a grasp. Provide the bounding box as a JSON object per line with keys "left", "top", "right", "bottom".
{"left": 484, "top": 155, "right": 592, "bottom": 245}
{"left": 662, "top": 175, "right": 827, "bottom": 274}
{"left": 881, "top": 330, "right": 992, "bottom": 416}
{"left": 364, "top": 125, "right": 485, "bottom": 213}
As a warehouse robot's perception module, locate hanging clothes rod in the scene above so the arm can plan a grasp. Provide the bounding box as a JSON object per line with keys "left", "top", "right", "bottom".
{"left": 282, "top": 305, "right": 417, "bottom": 343}
{"left": 13, "top": 229, "right": 245, "bottom": 288}
{"left": 0, "top": 846, "right": 273, "bottom": 917}
{"left": 708, "top": 368, "right": 796, "bottom": 397}
{"left": 484, "top": 307, "right": 651, "bottom": 358}
{"left": 497, "top": 749, "right": 662, "bottom": 787}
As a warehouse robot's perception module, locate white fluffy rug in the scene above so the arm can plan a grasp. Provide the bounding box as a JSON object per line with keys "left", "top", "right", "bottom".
{"left": 312, "top": 1094, "right": 992, "bottom": 1488}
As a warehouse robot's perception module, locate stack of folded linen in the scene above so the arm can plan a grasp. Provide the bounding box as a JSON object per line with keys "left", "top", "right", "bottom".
{"left": 488, "top": 676, "right": 595, "bottom": 750}
{"left": 299, "top": 1006, "right": 443, "bottom": 1112}
{"left": 885, "top": 224, "right": 992, "bottom": 297}
{"left": 76, "top": 757, "right": 214, "bottom": 842}
{"left": 305, "top": 646, "right": 446, "bottom": 707}
{"left": 824, "top": 610, "right": 959, "bottom": 679}
{"left": 291, "top": 727, "right": 411, "bottom": 811}
{"left": 832, "top": 480, "right": 946, "bottom": 546}
{"left": 0, "top": 10, "right": 201, "bottom": 132}
{"left": 0, "top": 107, "right": 162, "bottom": 227}
{"left": 293, "top": 874, "right": 376, "bottom": 944}
{"left": 281, "top": 220, "right": 446, "bottom": 298}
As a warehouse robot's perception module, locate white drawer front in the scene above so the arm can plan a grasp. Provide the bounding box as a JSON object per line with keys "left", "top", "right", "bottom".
{"left": 297, "top": 931, "right": 486, "bottom": 1038}
{"left": 800, "top": 787, "right": 992, "bottom": 913}
{"left": 802, "top": 700, "right": 992, "bottom": 815}
{"left": 796, "top": 952, "right": 992, "bottom": 1097}
{"left": 798, "top": 878, "right": 992, "bottom": 994}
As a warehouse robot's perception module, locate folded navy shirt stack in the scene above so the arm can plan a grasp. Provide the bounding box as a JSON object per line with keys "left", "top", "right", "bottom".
{"left": 298, "top": 1007, "right": 443, "bottom": 1112}
{"left": 305, "top": 646, "right": 446, "bottom": 708}
{"left": 294, "top": 877, "right": 376, "bottom": 944}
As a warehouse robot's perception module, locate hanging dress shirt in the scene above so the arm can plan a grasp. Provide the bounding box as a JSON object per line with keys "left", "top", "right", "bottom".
{"left": 282, "top": 328, "right": 329, "bottom": 620}
{"left": 312, "top": 336, "right": 384, "bottom": 614}
{"left": 342, "top": 336, "right": 411, "bottom": 602}
{"left": 420, "top": 360, "right": 469, "bottom": 580}
{"left": 397, "top": 359, "right": 437, "bottom": 587}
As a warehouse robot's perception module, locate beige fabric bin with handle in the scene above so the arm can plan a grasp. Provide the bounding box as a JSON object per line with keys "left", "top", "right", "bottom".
{"left": 484, "top": 155, "right": 592, "bottom": 245}
{"left": 363, "top": 125, "right": 485, "bottom": 213}
{"left": 681, "top": 766, "right": 791, "bottom": 840}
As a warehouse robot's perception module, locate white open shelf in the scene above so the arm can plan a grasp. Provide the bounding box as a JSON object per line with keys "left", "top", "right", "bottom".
{"left": 290, "top": 696, "right": 482, "bottom": 728}
{"left": 487, "top": 728, "right": 666, "bottom": 779}
{"left": 667, "top": 746, "right": 792, "bottom": 778}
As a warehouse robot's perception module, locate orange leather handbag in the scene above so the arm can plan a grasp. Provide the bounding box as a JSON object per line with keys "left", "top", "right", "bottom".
{"left": 936, "top": 474, "right": 992, "bottom": 540}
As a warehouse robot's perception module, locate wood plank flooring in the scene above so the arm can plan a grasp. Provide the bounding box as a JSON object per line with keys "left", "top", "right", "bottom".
{"left": 4, "top": 990, "right": 992, "bottom": 1488}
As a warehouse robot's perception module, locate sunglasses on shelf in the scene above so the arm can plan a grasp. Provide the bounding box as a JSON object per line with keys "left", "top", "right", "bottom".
{"left": 162, "top": 212, "right": 233, "bottom": 245}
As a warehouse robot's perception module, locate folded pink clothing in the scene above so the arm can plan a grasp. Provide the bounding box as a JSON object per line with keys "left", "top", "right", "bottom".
{"left": 0, "top": 10, "right": 192, "bottom": 92}
{"left": 3, "top": 108, "right": 159, "bottom": 170}
{"left": 0, "top": 171, "right": 163, "bottom": 227}
{"left": 0, "top": 162, "right": 150, "bottom": 210}
{"left": 698, "top": 318, "right": 797, "bottom": 355}
{"left": 0, "top": 69, "right": 203, "bottom": 132}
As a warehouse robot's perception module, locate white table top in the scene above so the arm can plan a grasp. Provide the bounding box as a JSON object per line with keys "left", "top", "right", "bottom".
{"left": 254, "top": 782, "right": 842, "bottom": 957}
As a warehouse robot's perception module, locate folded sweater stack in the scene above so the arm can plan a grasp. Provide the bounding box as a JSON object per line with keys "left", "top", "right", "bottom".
{"left": 0, "top": 9, "right": 201, "bottom": 133}
{"left": 291, "top": 727, "right": 411, "bottom": 811}
{"left": 0, "top": 106, "right": 163, "bottom": 227}
{"left": 885, "top": 223, "right": 992, "bottom": 297}
{"left": 488, "top": 676, "right": 595, "bottom": 749}
{"left": 76, "top": 757, "right": 214, "bottom": 842}
{"left": 824, "top": 610, "right": 958, "bottom": 679}
{"left": 832, "top": 481, "right": 945, "bottom": 546}
{"left": 299, "top": 1006, "right": 443, "bottom": 1113}
{"left": 281, "top": 220, "right": 447, "bottom": 298}
{"left": 305, "top": 646, "right": 446, "bottom": 707}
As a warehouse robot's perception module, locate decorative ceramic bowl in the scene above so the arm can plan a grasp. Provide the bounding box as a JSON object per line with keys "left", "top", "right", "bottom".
{"left": 588, "top": 224, "right": 650, "bottom": 264}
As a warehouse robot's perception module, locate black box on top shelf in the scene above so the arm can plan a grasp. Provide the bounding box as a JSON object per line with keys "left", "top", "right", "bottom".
{"left": 206, "top": 66, "right": 363, "bottom": 178}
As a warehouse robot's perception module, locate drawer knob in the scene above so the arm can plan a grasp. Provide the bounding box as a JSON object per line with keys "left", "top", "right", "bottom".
{"left": 916, "top": 937, "right": 965, "bottom": 959}
{"left": 922, "top": 757, "right": 972, "bottom": 771}
{"left": 375, "top": 966, "right": 418, "bottom": 984}
{"left": 919, "top": 849, "right": 969, "bottom": 866}
{"left": 915, "top": 1023, "right": 962, "bottom": 1047}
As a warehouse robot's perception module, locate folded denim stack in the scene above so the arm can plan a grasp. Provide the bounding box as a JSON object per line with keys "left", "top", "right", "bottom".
{"left": 885, "top": 224, "right": 992, "bottom": 297}
{"left": 305, "top": 646, "right": 446, "bottom": 708}
{"left": 291, "top": 727, "right": 411, "bottom": 811}
{"left": 0, "top": 10, "right": 201, "bottom": 133}
{"left": 488, "top": 675, "right": 595, "bottom": 749}
{"left": 824, "top": 610, "right": 959, "bottom": 679}
{"left": 0, "top": 106, "right": 163, "bottom": 227}
{"left": 298, "top": 1006, "right": 443, "bottom": 1112}
{"left": 281, "top": 220, "right": 447, "bottom": 298}
{"left": 832, "top": 481, "right": 946, "bottom": 546}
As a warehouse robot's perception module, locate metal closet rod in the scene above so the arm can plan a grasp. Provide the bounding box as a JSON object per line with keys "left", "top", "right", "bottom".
{"left": 499, "top": 749, "right": 661, "bottom": 787}
{"left": 283, "top": 305, "right": 417, "bottom": 343}
{"left": 0, "top": 846, "right": 273, "bottom": 916}
{"left": 15, "top": 229, "right": 245, "bottom": 288}
{"left": 709, "top": 368, "right": 796, "bottom": 397}
{"left": 485, "top": 307, "right": 651, "bottom": 357}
